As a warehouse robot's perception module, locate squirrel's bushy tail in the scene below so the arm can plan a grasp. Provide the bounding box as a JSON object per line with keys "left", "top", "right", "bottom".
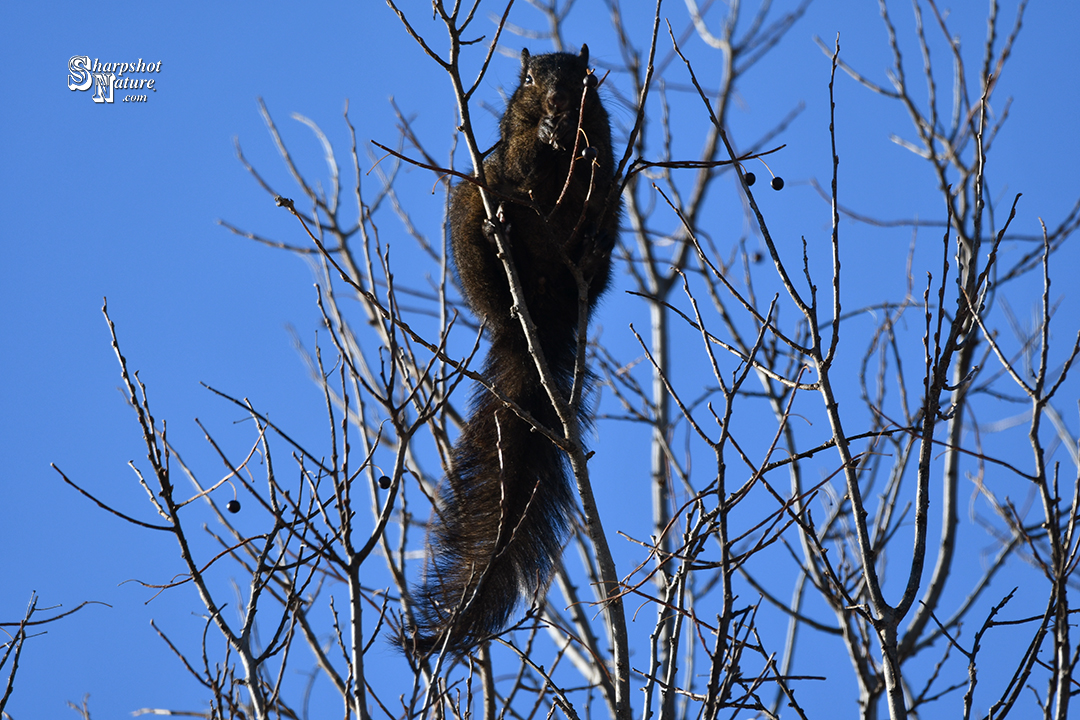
{"left": 405, "top": 334, "right": 581, "bottom": 658}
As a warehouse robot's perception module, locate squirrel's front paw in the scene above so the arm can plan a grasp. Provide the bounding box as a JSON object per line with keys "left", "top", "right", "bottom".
{"left": 482, "top": 205, "right": 511, "bottom": 246}
{"left": 482, "top": 218, "right": 498, "bottom": 244}
{"left": 538, "top": 115, "right": 563, "bottom": 150}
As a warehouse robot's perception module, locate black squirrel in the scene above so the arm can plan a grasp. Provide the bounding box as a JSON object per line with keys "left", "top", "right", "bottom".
{"left": 404, "top": 44, "right": 619, "bottom": 657}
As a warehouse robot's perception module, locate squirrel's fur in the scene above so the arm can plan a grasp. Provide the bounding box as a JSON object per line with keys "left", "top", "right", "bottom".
{"left": 404, "top": 44, "right": 619, "bottom": 658}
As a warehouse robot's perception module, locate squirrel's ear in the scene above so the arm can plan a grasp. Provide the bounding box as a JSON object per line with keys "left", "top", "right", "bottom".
{"left": 579, "top": 44, "right": 589, "bottom": 64}
{"left": 521, "top": 48, "right": 531, "bottom": 67}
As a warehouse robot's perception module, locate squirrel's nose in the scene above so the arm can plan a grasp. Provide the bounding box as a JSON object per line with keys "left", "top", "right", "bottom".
{"left": 547, "top": 89, "right": 569, "bottom": 113}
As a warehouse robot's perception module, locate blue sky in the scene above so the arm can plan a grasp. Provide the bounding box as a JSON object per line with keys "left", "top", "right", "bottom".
{"left": 3, "top": 1, "right": 1080, "bottom": 717}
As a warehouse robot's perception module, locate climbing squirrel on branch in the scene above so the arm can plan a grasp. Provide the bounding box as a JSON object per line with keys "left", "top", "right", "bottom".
{"left": 403, "top": 44, "right": 620, "bottom": 658}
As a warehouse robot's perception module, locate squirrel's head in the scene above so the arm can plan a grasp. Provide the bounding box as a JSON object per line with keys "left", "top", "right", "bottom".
{"left": 506, "top": 44, "right": 603, "bottom": 150}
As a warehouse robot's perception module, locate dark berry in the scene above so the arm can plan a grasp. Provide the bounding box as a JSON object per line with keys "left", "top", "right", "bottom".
{"left": 752, "top": 251, "right": 764, "bottom": 264}
{"left": 771, "top": 176, "right": 785, "bottom": 191}
{"left": 744, "top": 172, "right": 756, "bottom": 186}
{"left": 584, "top": 74, "right": 598, "bottom": 89}
{"left": 581, "top": 146, "right": 598, "bottom": 161}
{"left": 378, "top": 475, "right": 392, "bottom": 489}
{"left": 226, "top": 500, "right": 241, "bottom": 514}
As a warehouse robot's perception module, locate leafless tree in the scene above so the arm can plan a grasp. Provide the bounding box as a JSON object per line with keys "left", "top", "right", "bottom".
{"left": 51, "top": 1, "right": 1080, "bottom": 719}
{"left": 1, "top": 594, "right": 100, "bottom": 720}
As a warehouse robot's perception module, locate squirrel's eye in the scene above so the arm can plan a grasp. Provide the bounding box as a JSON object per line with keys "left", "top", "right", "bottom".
{"left": 524, "top": 74, "right": 533, "bottom": 85}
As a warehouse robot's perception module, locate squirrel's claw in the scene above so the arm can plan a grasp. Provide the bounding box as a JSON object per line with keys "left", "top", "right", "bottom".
{"left": 482, "top": 205, "right": 511, "bottom": 246}
{"left": 539, "top": 115, "right": 564, "bottom": 150}
{"left": 579, "top": 230, "right": 615, "bottom": 281}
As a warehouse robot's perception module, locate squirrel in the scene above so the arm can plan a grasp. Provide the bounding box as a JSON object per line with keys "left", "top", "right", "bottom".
{"left": 403, "top": 44, "right": 619, "bottom": 658}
